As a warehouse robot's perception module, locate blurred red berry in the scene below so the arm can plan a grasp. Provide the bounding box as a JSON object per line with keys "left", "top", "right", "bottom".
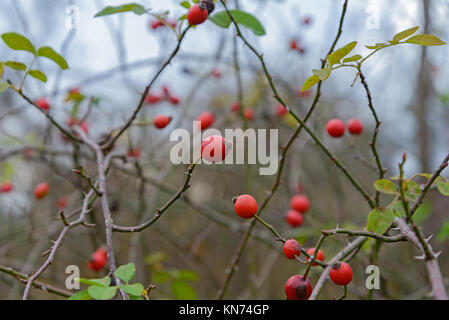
{"left": 196, "top": 112, "right": 215, "bottom": 130}
{"left": 286, "top": 210, "right": 304, "bottom": 227}
{"left": 153, "top": 115, "right": 172, "bottom": 129}
{"left": 127, "top": 148, "right": 141, "bottom": 159}
{"left": 347, "top": 118, "right": 363, "bottom": 135}
{"left": 34, "top": 182, "right": 50, "bottom": 199}
{"left": 243, "top": 108, "right": 254, "bottom": 120}
{"left": 168, "top": 95, "right": 180, "bottom": 105}
{"left": 0, "top": 182, "right": 13, "bottom": 193}
{"left": 211, "top": 69, "right": 222, "bottom": 78}
{"left": 36, "top": 98, "right": 50, "bottom": 111}
{"left": 276, "top": 104, "right": 287, "bottom": 117}
{"left": 145, "top": 93, "right": 162, "bottom": 104}
{"left": 290, "top": 194, "right": 310, "bottom": 213}
{"left": 57, "top": 196, "right": 68, "bottom": 209}
{"left": 306, "top": 248, "right": 324, "bottom": 266}
{"left": 201, "top": 135, "right": 229, "bottom": 163}
{"left": 88, "top": 247, "right": 108, "bottom": 271}
{"left": 230, "top": 102, "right": 241, "bottom": 112}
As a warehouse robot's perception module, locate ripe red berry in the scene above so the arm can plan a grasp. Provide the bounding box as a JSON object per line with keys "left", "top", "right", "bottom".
{"left": 127, "top": 148, "right": 141, "bottom": 159}
{"left": 153, "top": 115, "right": 172, "bottom": 129}
{"left": 57, "top": 196, "right": 68, "bottom": 209}
{"left": 150, "top": 19, "right": 164, "bottom": 29}
{"left": 162, "top": 85, "right": 170, "bottom": 97}
{"left": 0, "top": 182, "right": 13, "bottom": 193}
{"left": 88, "top": 247, "right": 108, "bottom": 271}
{"left": 290, "top": 40, "right": 298, "bottom": 50}
{"left": 329, "top": 261, "right": 353, "bottom": 286}
{"left": 79, "top": 121, "right": 89, "bottom": 135}
{"left": 326, "top": 119, "right": 345, "bottom": 138}
{"left": 145, "top": 93, "right": 162, "bottom": 104}
{"left": 201, "top": 135, "right": 229, "bottom": 163}
{"left": 243, "top": 108, "right": 254, "bottom": 120}
{"left": 187, "top": 4, "right": 209, "bottom": 25}
{"left": 283, "top": 239, "right": 301, "bottom": 259}
{"left": 230, "top": 102, "right": 241, "bottom": 112}
{"left": 234, "top": 194, "right": 258, "bottom": 219}
{"left": 284, "top": 275, "right": 312, "bottom": 300}
{"left": 168, "top": 95, "right": 180, "bottom": 105}
{"left": 306, "top": 248, "right": 324, "bottom": 266}
{"left": 196, "top": 111, "right": 215, "bottom": 130}
{"left": 290, "top": 194, "right": 310, "bottom": 212}
{"left": 36, "top": 98, "right": 50, "bottom": 111}
{"left": 34, "top": 182, "right": 50, "bottom": 199}
{"left": 276, "top": 104, "right": 287, "bottom": 117}
{"left": 347, "top": 118, "right": 363, "bottom": 135}
{"left": 211, "top": 69, "right": 222, "bottom": 78}
{"left": 286, "top": 210, "right": 304, "bottom": 227}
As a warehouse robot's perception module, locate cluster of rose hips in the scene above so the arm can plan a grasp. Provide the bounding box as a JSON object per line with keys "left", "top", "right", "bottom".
{"left": 326, "top": 118, "right": 363, "bottom": 138}
{"left": 230, "top": 102, "right": 255, "bottom": 120}
{"left": 87, "top": 247, "right": 108, "bottom": 271}
{"left": 145, "top": 84, "right": 180, "bottom": 106}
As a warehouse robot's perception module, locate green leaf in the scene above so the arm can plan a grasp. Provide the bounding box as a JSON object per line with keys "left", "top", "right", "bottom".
{"left": 374, "top": 179, "right": 397, "bottom": 195}
{"left": 405, "top": 34, "right": 446, "bottom": 46}
{"left": 76, "top": 276, "right": 111, "bottom": 287}
{"left": 171, "top": 281, "right": 197, "bottom": 300}
{"left": 115, "top": 263, "right": 136, "bottom": 283}
{"left": 87, "top": 285, "right": 118, "bottom": 300}
{"left": 0, "top": 62, "right": 3, "bottom": 78}
{"left": 209, "top": 11, "right": 232, "bottom": 28}
{"left": 0, "top": 82, "right": 9, "bottom": 95}
{"left": 301, "top": 74, "right": 320, "bottom": 92}
{"left": 391, "top": 201, "right": 406, "bottom": 217}
{"left": 365, "top": 43, "right": 388, "bottom": 50}
{"left": 180, "top": 1, "right": 191, "bottom": 9}
{"left": 67, "top": 290, "right": 92, "bottom": 300}
{"left": 393, "top": 26, "right": 419, "bottom": 41}
{"left": 342, "top": 54, "right": 362, "bottom": 63}
{"left": 152, "top": 270, "right": 172, "bottom": 283}
{"left": 436, "top": 177, "right": 449, "bottom": 196}
{"left": 28, "top": 70, "right": 47, "bottom": 83}
{"left": 171, "top": 270, "right": 199, "bottom": 282}
{"left": 94, "top": 3, "right": 146, "bottom": 17}
{"left": 4, "top": 61, "right": 27, "bottom": 71}
{"left": 37, "top": 46, "right": 69, "bottom": 70}
{"left": 413, "top": 202, "right": 431, "bottom": 224}
{"left": 1, "top": 32, "right": 35, "bottom": 54}
{"left": 209, "top": 10, "right": 266, "bottom": 36}
{"left": 404, "top": 180, "right": 421, "bottom": 201}
{"left": 366, "top": 207, "right": 395, "bottom": 234}
{"left": 312, "top": 66, "right": 331, "bottom": 81}
{"left": 121, "top": 283, "right": 144, "bottom": 296}
{"left": 130, "top": 295, "right": 145, "bottom": 300}
{"left": 436, "top": 221, "right": 449, "bottom": 242}
{"left": 327, "top": 41, "right": 357, "bottom": 65}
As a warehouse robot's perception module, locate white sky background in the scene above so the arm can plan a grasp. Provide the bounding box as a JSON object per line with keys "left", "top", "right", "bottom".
{"left": 0, "top": 0, "right": 448, "bottom": 174}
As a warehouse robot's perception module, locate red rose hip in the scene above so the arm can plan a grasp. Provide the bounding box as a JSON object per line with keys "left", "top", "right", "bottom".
{"left": 286, "top": 210, "right": 304, "bottom": 227}
{"left": 0, "top": 182, "right": 13, "bottom": 193}
{"left": 153, "top": 115, "right": 172, "bottom": 129}
{"left": 347, "top": 118, "right": 363, "bottom": 135}
{"left": 283, "top": 239, "right": 301, "bottom": 259}
{"left": 290, "top": 194, "right": 310, "bottom": 212}
{"left": 187, "top": 4, "right": 208, "bottom": 25}
{"left": 201, "top": 135, "right": 229, "bottom": 162}
{"left": 234, "top": 194, "right": 258, "bottom": 219}
{"left": 329, "top": 261, "right": 353, "bottom": 286}
{"left": 196, "top": 112, "right": 215, "bottom": 130}
{"left": 36, "top": 98, "right": 50, "bottom": 111}
{"left": 34, "top": 182, "right": 50, "bottom": 199}
{"left": 326, "top": 119, "right": 345, "bottom": 138}
{"left": 306, "top": 248, "right": 324, "bottom": 266}
{"left": 284, "top": 275, "right": 312, "bottom": 300}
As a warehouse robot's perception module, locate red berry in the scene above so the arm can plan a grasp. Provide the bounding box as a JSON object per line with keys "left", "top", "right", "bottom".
{"left": 127, "top": 148, "right": 141, "bottom": 159}
{"left": 151, "top": 19, "right": 164, "bottom": 29}
{"left": 162, "top": 85, "right": 170, "bottom": 97}
{"left": 211, "top": 69, "right": 222, "bottom": 78}
{"left": 290, "top": 40, "right": 298, "bottom": 50}
{"left": 284, "top": 275, "right": 312, "bottom": 300}
{"left": 276, "top": 104, "right": 287, "bottom": 117}
{"left": 329, "top": 261, "right": 353, "bottom": 286}
{"left": 57, "top": 196, "right": 68, "bottom": 209}
{"left": 286, "top": 210, "right": 304, "bottom": 227}
{"left": 299, "top": 90, "right": 311, "bottom": 98}
{"left": 347, "top": 118, "right": 363, "bottom": 135}
{"left": 230, "top": 102, "right": 241, "bottom": 112}
{"left": 168, "top": 95, "right": 180, "bottom": 105}
{"left": 36, "top": 98, "right": 50, "bottom": 111}
{"left": 303, "top": 16, "right": 312, "bottom": 25}
{"left": 88, "top": 247, "right": 108, "bottom": 271}
{"left": 34, "top": 182, "right": 50, "bottom": 199}
{"left": 326, "top": 119, "right": 345, "bottom": 138}
{"left": 306, "top": 248, "right": 324, "bottom": 266}
{"left": 196, "top": 111, "right": 215, "bottom": 130}
{"left": 290, "top": 194, "right": 310, "bottom": 212}
{"left": 187, "top": 4, "right": 209, "bottom": 25}
{"left": 283, "top": 239, "right": 301, "bottom": 259}
{"left": 243, "top": 108, "right": 254, "bottom": 120}
{"left": 145, "top": 93, "right": 162, "bottom": 104}
{"left": 201, "top": 135, "right": 229, "bottom": 163}
{"left": 153, "top": 115, "right": 172, "bottom": 129}
{"left": 69, "top": 87, "right": 81, "bottom": 95}
{"left": 0, "top": 182, "right": 13, "bottom": 193}
{"left": 234, "top": 194, "right": 258, "bottom": 219}
{"left": 79, "top": 121, "right": 89, "bottom": 135}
